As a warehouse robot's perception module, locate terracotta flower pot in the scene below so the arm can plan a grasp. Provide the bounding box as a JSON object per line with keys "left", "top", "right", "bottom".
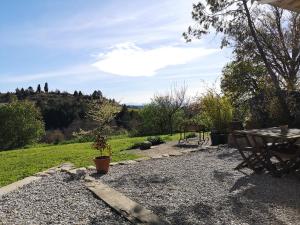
{"left": 94, "top": 156, "right": 110, "bottom": 174}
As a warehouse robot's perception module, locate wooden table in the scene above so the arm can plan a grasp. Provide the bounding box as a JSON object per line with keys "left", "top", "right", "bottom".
{"left": 236, "top": 127, "right": 300, "bottom": 140}
{"left": 235, "top": 127, "right": 300, "bottom": 176}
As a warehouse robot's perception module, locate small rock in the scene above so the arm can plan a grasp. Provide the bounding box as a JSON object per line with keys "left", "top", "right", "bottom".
{"left": 84, "top": 175, "right": 95, "bottom": 182}
{"left": 135, "top": 157, "right": 150, "bottom": 162}
{"left": 46, "top": 169, "right": 56, "bottom": 175}
{"left": 60, "top": 163, "right": 75, "bottom": 172}
{"left": 151, "top": 155, "right": 163, "bottom": 159}
{"left": 169, "top": 152, "right": 183, "bottom": 156}
{"left": 68, "top": 168, "right": 87, "bottom": 178}
{"left": 184, "top": 149, "right": 198, "bottom": 153}
{"left": 87, "top": 165, "right": 96, "bottom": 170}
{"left": 35, "top": 172, "right": 50, "bottom": 177}
{"left": 110, "top": 162, "right": 119, "bottom": 166}
{"left": 119, "top": 160, "right": 137, "bottom": 165}
{"left": 77, "top": 167, "right": 87, "bottom": 172}
{"left": 162, "top": 154, "right": 169, "bottom": 157}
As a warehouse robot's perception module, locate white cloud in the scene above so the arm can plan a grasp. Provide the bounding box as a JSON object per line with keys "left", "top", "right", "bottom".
{"left": 92, "top": 42, "right": 219, "bottom": 77}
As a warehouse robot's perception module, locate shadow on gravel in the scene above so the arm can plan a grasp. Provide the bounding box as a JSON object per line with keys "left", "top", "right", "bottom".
{"left": 176, "top": 143, "right": 200, "bottom": 149}
{"left": 217, "top": 150, "right": 241, "bottom": 161}
{"left": 228, "top": 173, "right": 300, "bottom": 224}
{"left": 90, "top": 173, "right": 105, "bottom": 179}
{"left": 228, "top": 193, "right": 287, "bottom": 225}
{"left": 63, "top": 173, "right": 85, "bottom": 182}
{"left": 107, "top": 173, "right": 174, "bottom": 189}
{"left": 213, "top": 170, "right": 234, "bottom": 183}
{"left": 161, "top": 203, "right": 216, "bottom": 225}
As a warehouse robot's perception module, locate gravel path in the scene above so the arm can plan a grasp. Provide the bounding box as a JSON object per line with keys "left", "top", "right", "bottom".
{"left": 126, "top": 141, "right": 184, "bottom": 158}
{"left": 0, "top": 173, "right": 130, "bottom": 225}
{"left": 100, "top": 147, "right": 300, "bottom": 225}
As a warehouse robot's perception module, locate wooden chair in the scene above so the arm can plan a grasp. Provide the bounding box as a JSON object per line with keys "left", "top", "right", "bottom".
{"left": 232, "top": 133, "right": 265, "bottom": 173}
{"left": 252, "top": 135, "right": 300, "bottom": 176}
{"left": 270, "top": 145, "right": 300, "bottom": 174}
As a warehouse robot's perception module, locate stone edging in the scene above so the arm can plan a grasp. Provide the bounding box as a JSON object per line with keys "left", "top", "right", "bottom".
{"left": 0, "top": 146, "right": 215, "bottom": 197}
{"left": 105, "top": 146, "right": 214, "bottom": 167}
{"left": 0, "top": 176, "right": 41, "bottom": 197}
{"left": 0, "top": 162, "right": 75, "bottom": 197}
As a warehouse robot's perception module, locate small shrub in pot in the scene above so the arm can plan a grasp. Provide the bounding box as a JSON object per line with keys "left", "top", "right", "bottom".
{"left": 92, "top": 134, "right": 112, "bottom": 174}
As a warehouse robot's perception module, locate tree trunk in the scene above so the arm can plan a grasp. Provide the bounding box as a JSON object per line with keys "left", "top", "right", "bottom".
{"left": 169, "top": 115, "right": 173, "bottom": 136}
{"left": 242, "top": 0, "right": 291, "bottom": 121}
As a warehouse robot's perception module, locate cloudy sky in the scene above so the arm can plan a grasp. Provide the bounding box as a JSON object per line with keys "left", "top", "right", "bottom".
{"left": 0, "top": 0, "right": 232, "bottom": 104}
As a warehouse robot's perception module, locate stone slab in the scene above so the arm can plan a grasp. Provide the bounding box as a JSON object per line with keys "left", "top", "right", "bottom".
{"left": 67, "top": 167, "right": 87, "bottom": 176}
{"left": 45, "top": 169, "right": 57, "bottom": 175}
{"left": 0, "top": 176, "right": 41, "bottom": 197}
{"left": 119, "top": 160, "right": 137, "bottom": 165}
{"left": 86, "top": 181, "right": 170, "bottom": 225}
{"left": 135, "top": 157, "right": 150, "bottom": 162}
{"left": 168, "top": 152, "right": 183, "bottom": 156}
{"left": 151, "top": 155, "right": 163, "bottom": 159}
{"left": 35, "top": 172, "right": 51, "bottom": 177}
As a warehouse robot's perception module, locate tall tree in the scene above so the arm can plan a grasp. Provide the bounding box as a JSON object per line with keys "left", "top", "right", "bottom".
{"left": 92, "top": 90, "right": 103, "bottom": 99}
{"left": 27, "top": 86, "right": 34, "bottom": 95}
{"left": 0, "top": 100, "right": 45, "bottom": 150}
{"left": 152, "top": 85, "right": 188, "bottom": 135}
{"left": 44, "top": 82, "right": 49, "bottom": 93}
{"left": 184, "top": 0, "right": 300, "bottom": 120}
{"left": 36, "top": 84, "right": 41, "bottom": 93}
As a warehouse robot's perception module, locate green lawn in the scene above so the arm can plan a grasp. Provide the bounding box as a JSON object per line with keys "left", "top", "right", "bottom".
{"left": 0, "top": 134, "right": 179, "bottom": 187}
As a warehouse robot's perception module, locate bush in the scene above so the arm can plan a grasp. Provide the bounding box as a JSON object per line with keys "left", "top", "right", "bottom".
{"left": 42, "top": 130, "right": 65, "bottom": 144}
{"left": 139, "top": 141, "right": 152, "bottom": 150}
{"left": 127, "top": 142, "right": 143, "bottom": 150}
{"left": 146, "top": 136, "right": 165, "bottom": 146}
{"left": 199, "top": 91, "right": 233, "bottom": 132}
{"left": 71, "top": 129, "right": 96, "bottom": 143}
{"left": 0, "top": 101, "right": 45, "bottom": 150}
{"left": 186, "top": 133, "right": 197, "bottom": 139}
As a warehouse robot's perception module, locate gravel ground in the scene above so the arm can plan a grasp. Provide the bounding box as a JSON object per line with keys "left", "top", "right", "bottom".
{"left": 100, "top": 147, "right": 300, "bottom": 225}
{"left": 0, "top": 173, "right": 130, "bottom": 225}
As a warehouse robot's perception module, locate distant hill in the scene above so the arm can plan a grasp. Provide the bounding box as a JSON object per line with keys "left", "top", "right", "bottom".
{"left": 0, "top": 84, "right": 117, "bottom": 131}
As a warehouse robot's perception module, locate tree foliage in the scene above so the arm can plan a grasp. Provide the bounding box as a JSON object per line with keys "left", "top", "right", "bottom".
{"left": 197, "top": 91, "right": 233, "bottom": 132}
{"left": 184, "top": 0, "right": 300, "bottom": 121}
{"left": 88, "top": 100, "right": 121, "bottom": 135}
{"left": 0, "top": 86, "right": 118, "bottom": 131}
{"left": 0, "top": 100, "right": 45, "bottom": 150}
{"left": 138, "top": 86, "right": 188, "bottom": 135}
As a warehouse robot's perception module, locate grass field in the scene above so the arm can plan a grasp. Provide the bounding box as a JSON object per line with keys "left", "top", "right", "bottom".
{"left": 0, "top": 134, "right": 179, "bottom": 187}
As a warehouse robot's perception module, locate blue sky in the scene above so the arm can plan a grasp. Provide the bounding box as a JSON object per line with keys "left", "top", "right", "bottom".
{"left": 0, "top": 0, "right": 232, "bottom": 104}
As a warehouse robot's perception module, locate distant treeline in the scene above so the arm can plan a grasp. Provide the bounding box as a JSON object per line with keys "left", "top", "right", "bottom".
{"left": 0, "top": 83, "right": 140, "bottom": 136}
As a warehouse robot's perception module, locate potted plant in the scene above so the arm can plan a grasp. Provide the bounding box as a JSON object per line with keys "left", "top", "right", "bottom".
{"left": 87, "top": 100, "right": 121, "bottom": 173}
{"left": 92, "top": 134, "right": 112, "bottom": 174}
{"left": 199, "top": 91, "right": 233, "bottom": 146}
